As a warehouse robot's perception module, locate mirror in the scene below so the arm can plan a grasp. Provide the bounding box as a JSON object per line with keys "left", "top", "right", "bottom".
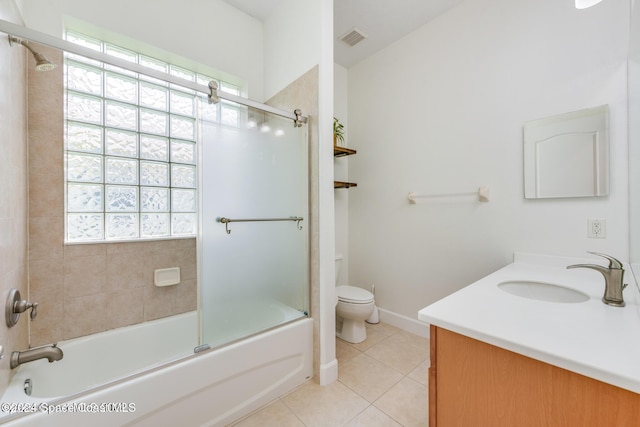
{"left": 523, "top": 105, "right": 609, "bottom": 199}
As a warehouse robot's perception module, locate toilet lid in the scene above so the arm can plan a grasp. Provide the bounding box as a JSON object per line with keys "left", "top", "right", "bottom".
{"left": 336, "top": 285, "right": 374, "bottom": 304}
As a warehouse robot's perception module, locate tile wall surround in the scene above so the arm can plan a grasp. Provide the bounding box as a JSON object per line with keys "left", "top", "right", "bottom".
{"left": 27, "top": 45, "right": 197, "bottom": 347}
{"left": 0, "top": 0, "right": 30, "bottom": 391}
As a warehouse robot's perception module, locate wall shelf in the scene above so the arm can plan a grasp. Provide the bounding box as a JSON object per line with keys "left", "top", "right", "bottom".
{"left": 334, "top": 145, "right": 357, "bottom": 157}
{"left": 334, "top": 181, "right": 357, "bottom": 189}
{"left": 333, "top": 145, "right": 357, "bottom": 189}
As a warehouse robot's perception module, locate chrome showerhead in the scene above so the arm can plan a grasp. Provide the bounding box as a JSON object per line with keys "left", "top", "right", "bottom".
{"left": 8, "top": 35, "right": 57, "bottom": 71}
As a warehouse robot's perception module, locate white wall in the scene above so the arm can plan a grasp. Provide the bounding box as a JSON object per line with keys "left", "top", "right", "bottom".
{"left": 630, "top": 0, "right": 640, "bottom": 277}
{"left": 347, "top": 0, "right": 629, "bottom": 320}
{"left": 20, "top": 0, "right": 264, "bottom": 99}
{"left": 334, "top": 63, "right": 349, "bottom": 285}
{"left": 263, "top": 0, "right": 322, "bottom": 100}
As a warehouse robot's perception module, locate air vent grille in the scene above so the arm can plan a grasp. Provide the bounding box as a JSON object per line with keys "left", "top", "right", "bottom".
{"left": 339, "top": 28, "right": 367, "bottom": 47}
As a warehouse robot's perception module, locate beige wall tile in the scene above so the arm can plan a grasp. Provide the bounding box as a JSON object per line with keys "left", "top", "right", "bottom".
{"left": 107, "top": 250, "right": 150, "bottom": 290}
{"left": 29, "top": 258, "right": 64, "bottom": 300}
{"left": 144, "top": 285, "right": 177, "bottom": 321}
{"left": 28, "top": 126, "right": 63, "bottom": 176}
{"left": 28, "top": 258, "right": 65, "bottom": 346}
{"left": 64, "top": 254, "right": 107, "bottom": 298}
{"left": 64, "top": 243, "right": 107, "bottom": 259}
{"left": 29, "top": 293, "right": 64, "bottom": 347}
{"left": 29, "top": 172, "right": 64, "bottom": 217}
{"left": 175, "top": 278, "right": 197, "bottom": 313}
{"left": 107, "top": 287, "right": 145, "bottom": 329}
{"left": 29, "top": 216, "right": 63, "bottom": 261}
{"left": 63, "top": 293, "right": 109, "bottom": 339}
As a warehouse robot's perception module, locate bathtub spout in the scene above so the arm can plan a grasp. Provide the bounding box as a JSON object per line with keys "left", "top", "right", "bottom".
{"left": 10, "top": 344, "right": 63, "bottom": 369}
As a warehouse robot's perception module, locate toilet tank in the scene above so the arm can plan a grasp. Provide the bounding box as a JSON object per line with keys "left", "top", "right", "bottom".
{"left": 335, "top": 254, "right": 343, "bottom": 286}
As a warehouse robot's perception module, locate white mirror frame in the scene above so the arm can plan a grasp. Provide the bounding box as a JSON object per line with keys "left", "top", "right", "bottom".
{"left": 523, "top": 105, "right": 609, "bottom": 199}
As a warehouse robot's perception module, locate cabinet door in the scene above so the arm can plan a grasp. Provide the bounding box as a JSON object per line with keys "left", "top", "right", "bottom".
{"left": 430, "top": 326, "right": 640, "bottom": 427}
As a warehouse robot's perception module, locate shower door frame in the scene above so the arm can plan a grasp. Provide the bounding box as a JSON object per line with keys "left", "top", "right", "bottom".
{"left": 198, "top": 107, "right": 310, "bottom": 350}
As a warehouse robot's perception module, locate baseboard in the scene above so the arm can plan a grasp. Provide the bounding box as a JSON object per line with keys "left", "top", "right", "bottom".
{"left": 377, "top": 307, "right": 430, "bottom": 338}
{"left": 318, "top": 358, "right": 338, "bottom": 385}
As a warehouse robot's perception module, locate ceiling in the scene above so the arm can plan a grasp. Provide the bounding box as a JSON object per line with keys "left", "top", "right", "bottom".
{"left": 223, "top": 0, "right": 463, "bottom": 68}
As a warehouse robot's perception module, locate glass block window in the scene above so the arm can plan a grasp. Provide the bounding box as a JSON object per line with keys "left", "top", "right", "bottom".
{"left": 64, "top": 31, "right": 239, "bottom": 242}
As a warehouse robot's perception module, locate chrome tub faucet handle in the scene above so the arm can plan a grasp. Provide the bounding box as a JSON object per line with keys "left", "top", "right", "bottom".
{"left": 5, "top": 289, "right": 38, "bottom": 328}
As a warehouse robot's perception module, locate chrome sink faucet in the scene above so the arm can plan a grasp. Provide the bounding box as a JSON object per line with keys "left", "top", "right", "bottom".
{"left": 10, "top": 344, "right": 63, "bottom": 369}
{"left": 567, "top": 252, "right": 628, "bottom": 307}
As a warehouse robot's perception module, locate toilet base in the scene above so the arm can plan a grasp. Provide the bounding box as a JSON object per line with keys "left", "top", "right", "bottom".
{"left": 337, "top": 318, "right": 367, "bottom": 343}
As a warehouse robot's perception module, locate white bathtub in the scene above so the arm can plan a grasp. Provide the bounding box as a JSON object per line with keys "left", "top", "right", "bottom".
{"left": 0, "top": 307, "right": 313, "bottom": 426}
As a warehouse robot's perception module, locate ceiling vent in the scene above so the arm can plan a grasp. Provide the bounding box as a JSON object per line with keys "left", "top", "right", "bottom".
{"left": 339, "top": 28, "right": 367, "bottom": 47}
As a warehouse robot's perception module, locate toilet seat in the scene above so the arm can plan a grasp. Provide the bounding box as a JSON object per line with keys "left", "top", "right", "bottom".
{"left": 336, "top": 285, "right": 374, "bottom": 304}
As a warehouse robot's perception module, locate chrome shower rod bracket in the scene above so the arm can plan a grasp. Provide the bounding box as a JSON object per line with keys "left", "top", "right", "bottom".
{"left": 294, "top": 109, "right": 304, "bottom": 127}
{"left": 208, "top": 80, "right": 219, "bottom": 104}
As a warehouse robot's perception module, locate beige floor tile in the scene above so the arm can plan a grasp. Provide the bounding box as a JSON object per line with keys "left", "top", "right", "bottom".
{"left": 349, "top": 328, "right": 389, "bottom": 352}
{"left": 282, "top": 380, "right": 369, "bottom": 427}
{"left": 408, "top": 360, "right": 429, "bottom": 386}
{"left": 339, "top": 353, "right": 404, "bottom": 403}
{"left": 230, "top": 400, "right": 304, "bottom": 427}
{"left": 374, "top": 378, "right": 429, "bottom": 427}
{"left": 336, "top": 337, "right": 362, "bottom": 364}
{"left": 344, "top": 406, "right": 402, "bottom": 427}
{"left": 385, "top": 331, "right": 429, "bottom": 353}
{"left": 366, "top": 322, "right": 400, "bottom": 337}
{"left": 364, "top": 336, "right": 428, "bottom": 375}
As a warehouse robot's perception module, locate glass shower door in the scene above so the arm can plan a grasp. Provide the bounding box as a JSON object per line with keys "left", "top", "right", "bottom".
{"left": 199, "top": 103, "right": 309, "bottom": 349}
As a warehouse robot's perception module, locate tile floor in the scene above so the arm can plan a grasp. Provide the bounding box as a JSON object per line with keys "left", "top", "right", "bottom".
{"left": 230, "top": 322, "right": 430, "bottom": 427}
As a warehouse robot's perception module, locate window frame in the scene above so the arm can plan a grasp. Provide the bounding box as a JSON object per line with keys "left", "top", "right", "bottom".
{"left": 63, "top": 31, "right": 239, "bottom": 244}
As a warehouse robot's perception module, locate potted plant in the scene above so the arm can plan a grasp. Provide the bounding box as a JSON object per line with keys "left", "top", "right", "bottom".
{"left": 333, "top": 117, "right": 345, "bottom": 146}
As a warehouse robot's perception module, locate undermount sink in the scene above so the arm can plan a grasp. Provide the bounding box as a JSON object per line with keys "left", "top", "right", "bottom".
{"left": 498, "top": 280, "right": 590, "bottom": 303}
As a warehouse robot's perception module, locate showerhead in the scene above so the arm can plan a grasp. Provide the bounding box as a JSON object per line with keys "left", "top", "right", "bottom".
{"left": 8, "top": 35, "right": 57, "bottom": 71}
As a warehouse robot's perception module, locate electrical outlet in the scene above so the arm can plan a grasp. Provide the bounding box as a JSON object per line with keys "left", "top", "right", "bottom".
{"left": 588, "top": 218, "right": 606, "bottom": 239}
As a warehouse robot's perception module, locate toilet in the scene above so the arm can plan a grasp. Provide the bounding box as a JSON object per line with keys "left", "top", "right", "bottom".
{"left": 335, "top": 255, "right": 375, "bottom": 344}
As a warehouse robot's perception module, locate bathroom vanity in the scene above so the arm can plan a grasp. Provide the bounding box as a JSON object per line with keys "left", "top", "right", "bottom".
{"left": 419, "top": 253, "right": 640, "bottom": 426}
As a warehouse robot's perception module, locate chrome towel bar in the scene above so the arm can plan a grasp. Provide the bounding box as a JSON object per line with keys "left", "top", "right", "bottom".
{"left": 218, "top": 216, "right": 304, "bottom": 234}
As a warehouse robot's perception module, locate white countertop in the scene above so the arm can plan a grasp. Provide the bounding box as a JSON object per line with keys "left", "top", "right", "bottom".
{"left": 418, "top": 252, "right": 640, "bottom": 394}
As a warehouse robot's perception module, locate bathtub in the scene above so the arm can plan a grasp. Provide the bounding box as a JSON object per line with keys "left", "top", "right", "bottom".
{"left": 0, "top": 306, "right": 313, "bottom": 426}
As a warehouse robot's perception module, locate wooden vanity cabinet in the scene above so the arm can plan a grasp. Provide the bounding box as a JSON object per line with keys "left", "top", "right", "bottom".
{"left": 429, "top": 325, "right": 640, "bottom": 427}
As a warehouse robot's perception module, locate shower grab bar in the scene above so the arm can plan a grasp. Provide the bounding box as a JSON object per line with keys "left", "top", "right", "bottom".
{"left": 0, "top": 19, "right": 308, "bottom": 126}
{"left": 218, "top": 216, "right": 304, "bottom": 234}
